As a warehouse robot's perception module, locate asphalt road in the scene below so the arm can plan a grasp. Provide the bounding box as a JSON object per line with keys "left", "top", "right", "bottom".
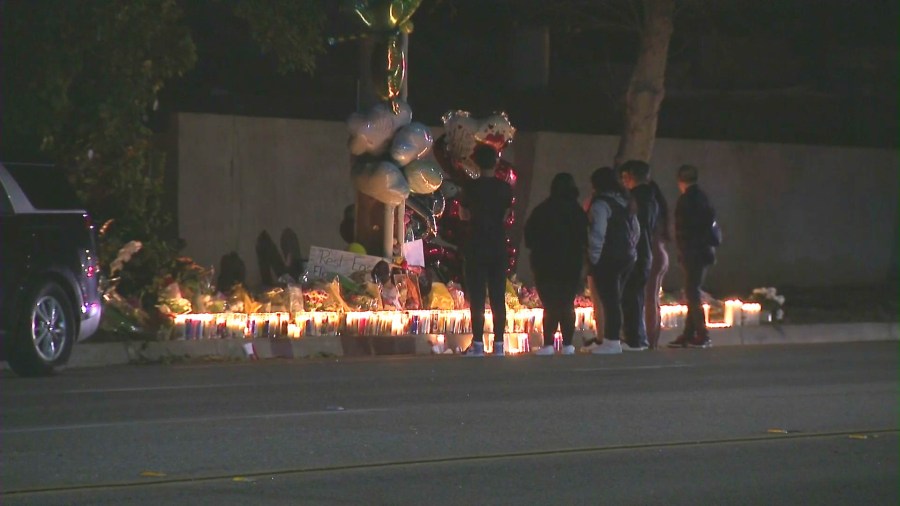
{"left": 1, "top": 342, "right": 897, "bottom": 505}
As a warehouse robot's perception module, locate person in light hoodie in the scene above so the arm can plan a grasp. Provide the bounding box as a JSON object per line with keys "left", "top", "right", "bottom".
{"left": 582, "top": 167, "right": 639, "bottom": 355}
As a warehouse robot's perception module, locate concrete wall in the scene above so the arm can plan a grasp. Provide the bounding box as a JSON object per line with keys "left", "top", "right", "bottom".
{"left": 174, "top": 113, "right": 898, "bottom": 295}
{"left": 523, "top": 133, "right": 899, "bottom": 295}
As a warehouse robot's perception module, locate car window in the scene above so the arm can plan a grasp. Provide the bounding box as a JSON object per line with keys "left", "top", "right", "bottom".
{"left": 5, "top": 164, "right": 84, "bottom": 210}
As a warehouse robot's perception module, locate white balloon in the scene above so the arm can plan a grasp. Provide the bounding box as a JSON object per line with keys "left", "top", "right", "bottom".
{"left": 403, "top": 159, "right": 444, "bottom": 194}
{"left": 390, "top": 122, "right": 433, "bottom": 166}
{"left": 347, "top": 100, "right": 413, "bottom": 156}
{"left": 441, "top": 109, "right": 516, "bottom": 166}
{"left": 352, "top": 160, "right": 410, "bottom": 206}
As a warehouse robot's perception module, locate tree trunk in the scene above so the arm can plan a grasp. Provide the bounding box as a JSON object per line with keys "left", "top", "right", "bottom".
{"left": 614, "top": 0, "right": 674, "bottom": 167}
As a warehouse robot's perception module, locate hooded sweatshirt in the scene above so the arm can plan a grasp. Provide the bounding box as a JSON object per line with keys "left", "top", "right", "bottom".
{"left": 588, "top": 191, "right": 633, "bottom": 265}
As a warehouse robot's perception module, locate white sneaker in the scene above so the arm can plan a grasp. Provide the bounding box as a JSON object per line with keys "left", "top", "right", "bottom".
{"left": 535, "top": 345, "right": 555, "bottom": 356}
{"left": 583, "top": 340, "right": 622, "bottom": 355}
{"left": 561, "top": 344, "right": 576, "bottom": 355}
{"left": 622, "top": 342, "right": 648, "bottom": 352}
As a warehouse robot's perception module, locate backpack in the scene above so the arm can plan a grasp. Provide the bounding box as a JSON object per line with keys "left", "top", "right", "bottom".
{"left": 597, "top": 195, "right": 639, "bottom": 264}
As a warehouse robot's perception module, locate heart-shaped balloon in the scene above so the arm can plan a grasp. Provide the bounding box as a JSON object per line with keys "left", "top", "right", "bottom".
{"left": 351, "top": 160, "right": 410, "bottom": 205}
{"left": 403, "top": 158, "right": 443, "bottom": 194}
{"left": 390, "top": 122, "right": 433, "bottom": 166}
{"left": 441, "top": 110, "right": 516, "bottom": 170}
{"left": 347, "top": 100, "right": 412, "bottom": 156}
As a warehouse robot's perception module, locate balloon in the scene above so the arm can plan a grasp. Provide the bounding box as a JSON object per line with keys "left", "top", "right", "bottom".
{"left": 494, "top": 159, "right": 518, "bottom": 188}
{"left": 348, "top": 242, "right": 367, "bottom": 255}
{"left": 406, "top": 194, "right": 438, "bottom": 239}
{"left": 505, "top": 238, "right": 518, "bottom": 276}
{"left": 390, "top": 122, "right": 433, "bottom": 166}
{"left": 439, "top": 179, "right": 460, "bottom": 200}
{"left": 441, "top": 110, "right": 517, "bottom": 176}
{"left": 347, "top": 100, "right": 412, "bottom": 156}
{"left": 406, "top": 211, "right": 427, "bottom": 240}
{"left": 352, "top": 160, "right": 410, "bottom": 205}
{"left": 431, "top": 190, "right": 446, "bottom": 218}
{"left": 345, "top": 0, "right": 423, "bottom": 32}
{"left": 474, "top": 111, "right": 517, "bottom": 152}
{"left": 504, "top": 208, "right": 515, "bottom": 229}
{"left": 403, "top": 159, "right": 443, "bottom": 194}
{"left": 371, "top": 34, "right": 406, "bottom": 104}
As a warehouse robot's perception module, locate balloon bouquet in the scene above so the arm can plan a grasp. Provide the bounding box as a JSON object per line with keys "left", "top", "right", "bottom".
{"left": 341, "top": 0, "right": 519, "bottom": 283}
{"left": 422, "top": 110, "right": 520, "bottom": 282}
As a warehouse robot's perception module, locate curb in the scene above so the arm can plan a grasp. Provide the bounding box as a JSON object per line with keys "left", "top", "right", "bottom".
{"left": 5, "top": 322, "right": 896, "bottom": 370}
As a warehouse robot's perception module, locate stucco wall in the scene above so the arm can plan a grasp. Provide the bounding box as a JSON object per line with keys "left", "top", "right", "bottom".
{"left": 175, "top": 113, "right": 898, "bottom": 295}
{"left": 523, "top": 133, "right": 899, "bottom": 294}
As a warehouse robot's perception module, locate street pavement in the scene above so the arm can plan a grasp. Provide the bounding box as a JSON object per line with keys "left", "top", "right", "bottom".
{"left": 1, "top": 341, "right": 897, "bottom": 505}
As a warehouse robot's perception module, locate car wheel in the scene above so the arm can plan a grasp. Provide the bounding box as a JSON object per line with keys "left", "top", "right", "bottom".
{"left": 8, "top": 281, "right": 76, "bottom": 377}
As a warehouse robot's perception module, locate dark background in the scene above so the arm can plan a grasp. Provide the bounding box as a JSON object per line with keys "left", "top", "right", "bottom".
{"left": 159, "top": 0, "right": 898, "bottom": 148}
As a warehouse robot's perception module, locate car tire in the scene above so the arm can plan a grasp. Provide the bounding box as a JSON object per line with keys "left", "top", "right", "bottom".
{"left": 8, "top": 281, "right": 76, "bottom": 377}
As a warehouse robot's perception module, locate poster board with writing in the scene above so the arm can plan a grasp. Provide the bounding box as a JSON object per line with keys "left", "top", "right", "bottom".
{"left": 306, "top": 246, "right": 385, "bottom": 279}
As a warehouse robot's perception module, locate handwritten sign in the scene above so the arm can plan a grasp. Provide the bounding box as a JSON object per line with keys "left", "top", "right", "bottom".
{"left": 306, "top": 246, "right": 385, "bottom": 279}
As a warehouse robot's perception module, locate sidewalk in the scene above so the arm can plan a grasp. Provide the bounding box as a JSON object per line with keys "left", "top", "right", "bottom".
{"left": 45, "top": 321, "right": 900, "bottom": 369}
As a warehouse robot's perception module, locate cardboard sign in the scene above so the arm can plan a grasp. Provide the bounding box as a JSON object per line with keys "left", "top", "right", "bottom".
{"left": 306, "top": 246, "right": 385, "bottom": 279}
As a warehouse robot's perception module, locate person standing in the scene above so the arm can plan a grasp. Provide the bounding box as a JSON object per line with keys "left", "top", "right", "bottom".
{"left": 619, "top": 160, "right": 658, "bottom": 351}
{"left": 524, "top": 173, "right": 588, "bottom": 356}
{"left": 669, "top": 164, "right": 717, "bottom": 348}
{"left": 460, "top": 144, "right": 514, "bottom": 356}
{"left": 645, "top": 179, "right": 671, "bottom": 349}
{"left": 583, "top": 167, "right": 638, "bottom": 355}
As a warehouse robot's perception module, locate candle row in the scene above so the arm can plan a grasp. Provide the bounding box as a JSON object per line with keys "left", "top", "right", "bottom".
{"left": 171, "top": 303, "right": 762, "bottom": 340}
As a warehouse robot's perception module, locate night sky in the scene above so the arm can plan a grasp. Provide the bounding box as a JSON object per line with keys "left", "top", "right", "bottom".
{"left": 158, "top": 0, "right": 898, "bottom": 148}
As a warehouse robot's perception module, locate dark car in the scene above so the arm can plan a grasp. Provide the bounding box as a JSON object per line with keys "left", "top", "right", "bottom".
{"left": 0, "top": 162, "right": 103, "bottom": 376}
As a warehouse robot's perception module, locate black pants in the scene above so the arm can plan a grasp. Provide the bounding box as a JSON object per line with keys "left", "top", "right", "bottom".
{"left": 622, "top": 263, "right": 650, "bottom": 348}
{"left": 682, "top": 258, "right": 711, "bottom": 339}
{"left": 534, "top": 271, "right": 579, "bottom": 347}
{"left": 465, "top": 256, "right": 507, "bottom": 344}
{"left": 592, "top": 256, "right": 635, "bottom": 343}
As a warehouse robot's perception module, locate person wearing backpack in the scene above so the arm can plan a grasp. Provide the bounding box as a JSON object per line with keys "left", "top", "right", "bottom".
{"left": 583, "top": 167, "right": 639, "bottom": 355}
{"left": 669, "top": 164, "right": 718, "bottom": 349}
{"left": 619, "top": 160, "right": 659, "bottom": 352}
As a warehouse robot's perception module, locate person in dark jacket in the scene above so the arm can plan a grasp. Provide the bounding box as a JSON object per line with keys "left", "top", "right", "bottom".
{"left": 668, "top": 164, "right": 717, "bottom": 348}
{"left": 459, "top": 144, "right": 514, "bottom": 356}
{"left": 582, "top": 167, "right": 638, "bottom": 355}
{"left": 619, "top": 160, "right": 658, "bottom": 351}
{"left": 524, "top": 172, "right": 588, "bottom": 356}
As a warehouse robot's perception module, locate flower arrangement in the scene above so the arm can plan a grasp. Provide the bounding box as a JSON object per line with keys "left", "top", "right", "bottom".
{"left": 749, "top": 287, "right": 786, "bottom": 322}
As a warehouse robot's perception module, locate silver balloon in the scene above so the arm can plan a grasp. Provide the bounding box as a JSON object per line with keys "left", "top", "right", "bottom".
{"left": 403, "top": 158, "right": 444, "bottom": 194}
{"left": 431, "top": 190, "right": 446, "bottom": 219}
{"left": 406, "top": 194, "right": 437, "bottom": 239}
{"left": 390, "top": 122, "right": 433, "bottom": 166}
{"left": 347, "top": 100, "right": 412, "bottom": 156}
{"left": 351, "top": 160, "right": 410, "bottom": 206}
